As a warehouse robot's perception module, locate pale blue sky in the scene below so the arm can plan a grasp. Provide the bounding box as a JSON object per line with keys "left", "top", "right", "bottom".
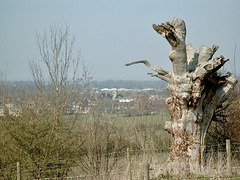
{"left": 0, "top": 0, "right": 239, "bottom": 81}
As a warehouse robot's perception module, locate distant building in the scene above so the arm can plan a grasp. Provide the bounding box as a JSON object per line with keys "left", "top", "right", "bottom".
{"left": 0, "top": 103, "right": 22, "bottom": 117}
{"left": 118, "top": 98, "right": 134, "bottom": 103}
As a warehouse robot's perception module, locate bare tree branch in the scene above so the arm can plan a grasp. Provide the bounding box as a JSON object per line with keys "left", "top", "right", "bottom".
{"left": 30, "top": 24, "right": 93, "bottom": 121}
{"left": 198, "top": 45, "right": 219, "bottom": 64}
{"left": 147, "top": 72, "right": 171, "bottom": 82}
{"left": 125, "top": 60, "right": 171, "bottom": 82}
{"left": 195, "top": 55, "right": 229, "bottom": 81}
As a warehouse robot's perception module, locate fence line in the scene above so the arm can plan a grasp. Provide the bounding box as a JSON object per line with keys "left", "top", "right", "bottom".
{"left": 2, "top": 139, "right": 240, "bottom": 179}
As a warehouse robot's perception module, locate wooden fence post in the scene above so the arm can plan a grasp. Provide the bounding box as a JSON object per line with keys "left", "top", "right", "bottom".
{"left": 139, "top": 163, "right": 149, "bottom": 180}
{"left": 218, "top": 144, "right": 221, "bottom": 166}
{"left": 17, "top": 162, "right": 21, "bottom": 180}
{"left": 127, "top": 147, "right": 132, "bottom": 180}
{"left": 226, "top": 139, "right": 232, "bottom": 175}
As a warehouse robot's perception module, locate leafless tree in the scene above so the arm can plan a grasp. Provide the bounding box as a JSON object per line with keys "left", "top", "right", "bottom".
{"left": 126, "top": 18, "right": 237, "bottom": 171}
{"left": 29, "top": 24, "right": 92, "bottom": 121}
{"left": 0, "top": 24, "right": 94, "bottom": 178}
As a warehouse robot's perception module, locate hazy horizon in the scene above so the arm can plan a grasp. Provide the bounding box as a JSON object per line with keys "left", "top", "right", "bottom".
{"left": 1, "top": 0, "right": 240, "bottom": 81}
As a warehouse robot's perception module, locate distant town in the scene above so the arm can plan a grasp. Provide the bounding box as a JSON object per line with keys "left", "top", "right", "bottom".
{"left": 0, "top": 80, "right": 169, "bottom": 117}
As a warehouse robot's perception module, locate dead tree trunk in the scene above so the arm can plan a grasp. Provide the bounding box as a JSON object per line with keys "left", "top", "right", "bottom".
{"left": 126, "top": 18, "right": 237, "bottom": 171}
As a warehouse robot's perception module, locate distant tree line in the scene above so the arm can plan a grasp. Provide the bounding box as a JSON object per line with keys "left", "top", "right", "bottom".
{"left": 4, "top": 80, "right": 167, "bottom": 90}
{"left": 91, "top": 80, "right": 167, "bottom": 89}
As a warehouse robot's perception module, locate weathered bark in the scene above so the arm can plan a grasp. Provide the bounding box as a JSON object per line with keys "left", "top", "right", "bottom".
{"left": 126, "top": 18, "right": 237, "bottom": 171}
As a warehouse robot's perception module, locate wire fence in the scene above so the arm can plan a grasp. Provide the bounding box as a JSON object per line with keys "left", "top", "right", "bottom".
{"left": 1, "top": 141, "right": 240, "bottom": 179}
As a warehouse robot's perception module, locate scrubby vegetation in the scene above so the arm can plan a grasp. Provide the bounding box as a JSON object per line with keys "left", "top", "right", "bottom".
{"left": 0, "top": 88, "right": 171, "bottom": 179}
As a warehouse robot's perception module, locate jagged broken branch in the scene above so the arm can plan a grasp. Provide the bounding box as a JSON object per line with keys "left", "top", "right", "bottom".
{"left": 125, "top": 60, "right": 171, "bottom": 82}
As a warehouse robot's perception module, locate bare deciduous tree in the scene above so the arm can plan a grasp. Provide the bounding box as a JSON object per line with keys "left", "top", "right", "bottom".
{"left": 126, "top": 18, "right": 237, "bottom": 171}
{"left": 30, "top": 24, "right": 92, "bottom": 121}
